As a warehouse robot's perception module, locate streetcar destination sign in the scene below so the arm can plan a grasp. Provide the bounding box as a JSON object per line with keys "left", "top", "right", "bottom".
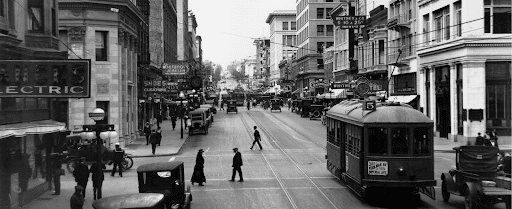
{"left": 368, "top": 161, "right": 388, "bottom": 176}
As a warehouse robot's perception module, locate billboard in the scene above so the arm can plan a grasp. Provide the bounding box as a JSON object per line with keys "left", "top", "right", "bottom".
{"left": 162, "top": 62, "right": 189, "bottom": 75}
{"left": 0, "top": 60, "right": 91, "bottom": 98}
{"left": 332, "top": 16, "right": 366, "bottom": 29}
{"left": 143, "top": 80, "right": 181, "bottom": 93}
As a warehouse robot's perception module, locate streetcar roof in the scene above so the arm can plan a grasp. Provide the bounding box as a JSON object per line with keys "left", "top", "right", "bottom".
{"left": 326, "top": 99, "right": 433, "bottom": 124}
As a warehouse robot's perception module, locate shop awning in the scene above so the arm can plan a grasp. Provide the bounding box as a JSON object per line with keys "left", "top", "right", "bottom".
{"left": 387, "top": 95, "right": 418, "bottom": 103}
{"left": 0, "top": 120, "right": 67, "bottom": 139}
{"left": 324, "top": 89, "right": 347, "bottom": 99}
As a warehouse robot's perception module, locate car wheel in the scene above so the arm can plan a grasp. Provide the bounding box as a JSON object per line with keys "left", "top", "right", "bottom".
{"left": 122, "top": 156, "right": 134, "bottom": 171}
{"left": 464, "top": 188, "right": 476, "bottom": 209}
{"left": 67, "top": 159, "right": 76, "bottom": 173}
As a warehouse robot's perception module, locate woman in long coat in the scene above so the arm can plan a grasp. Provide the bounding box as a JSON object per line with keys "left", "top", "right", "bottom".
{"left": 191, "top": 149, "right": 206, "bottom": 186}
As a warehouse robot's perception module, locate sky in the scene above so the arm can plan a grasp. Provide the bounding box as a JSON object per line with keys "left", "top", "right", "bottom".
{"left": 189, "top": 0, "right": 295, "bottom": 70}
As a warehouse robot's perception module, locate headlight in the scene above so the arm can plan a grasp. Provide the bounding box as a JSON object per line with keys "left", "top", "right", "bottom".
{"left": 397, "top": 166, "right": 405, "bottom": 176}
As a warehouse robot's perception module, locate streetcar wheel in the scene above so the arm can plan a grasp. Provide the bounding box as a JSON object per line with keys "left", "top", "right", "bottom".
{"left": 441, "top": 180, "right": 450, "bottom": 202}
{"left": 67, "top": 159, "right": 76, "bottom": 173}
{"left": 464, "top": 189, "right": 476, "bottom": 209}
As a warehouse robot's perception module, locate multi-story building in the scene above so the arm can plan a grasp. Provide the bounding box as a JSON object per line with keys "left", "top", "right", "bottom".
{"left": 357, "top": 5, "right": 388, "bottom": 98}
{"left": 176, "top": 0, "right": 191, "bottom": 62}
{"left": 387, "top": 0, "right": 420, "bottom": 109}
{"left": 0, "top": 1, "right": 68, "bottom": 207}
{"left": 417, "top": 0, "right": 511, "bottom": 142}
{"left": 242, "top": 58, "right": 259, "bottom": 90}
{"left": 254, "top": 38, "right": 271, "bottom": 89}
{"left": 293, "top": 0, "right": 340, "bottom": 97}
{"left": 330, "top": 2, "right": 357, "bottom": 84}
{"left": 140, "top": 0, "right": 177, "bottom": 124}
{"left": 266, "top": 10, "right": 297, "bottom": 90}
{"left": 59, "top": 0, "right": 145, "bottom": 147}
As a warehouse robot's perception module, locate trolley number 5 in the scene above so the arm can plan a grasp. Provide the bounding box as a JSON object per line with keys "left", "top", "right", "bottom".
{"left": 368, "top": 161, "right": 388, "bottom": 176}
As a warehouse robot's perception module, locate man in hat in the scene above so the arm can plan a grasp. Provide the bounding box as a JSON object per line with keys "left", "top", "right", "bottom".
{"left": 73, "top": 157, "right": 89, "bottom": 197}
{"left": 50, "top": 153, "right": 63, "bottom": 195}
{"left": 229, "top": 148, "right": 243, "bottom": 182}
{"left": 111, "top": 142, "right": 125, "bottom": 177}
{"left": 90, "top": 161, "right": 106, "bottom": 200}
{"left": 250, "top": 126, "right": 263, "bottom": 150}
{"left": 70, "top": 185, "right": 85, "bottom": 209}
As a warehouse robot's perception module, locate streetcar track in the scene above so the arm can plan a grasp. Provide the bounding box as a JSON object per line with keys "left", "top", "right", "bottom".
{"left": 267, "top": 110, "right": 326, "bottom": 149}
{"left": 243, "top": 111, "right": 339, "bottom": 209}
{"left": 239, "top": 113, "right": 299, "bottom": 209}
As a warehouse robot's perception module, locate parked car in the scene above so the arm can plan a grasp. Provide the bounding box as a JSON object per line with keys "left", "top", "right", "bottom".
{"left": 188, "top": 109, "right": 209, "bottom": 135}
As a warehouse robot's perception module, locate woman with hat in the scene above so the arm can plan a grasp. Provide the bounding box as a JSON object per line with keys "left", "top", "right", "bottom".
{"left": 191, "top": 149, "right": 206, "bottom": 186}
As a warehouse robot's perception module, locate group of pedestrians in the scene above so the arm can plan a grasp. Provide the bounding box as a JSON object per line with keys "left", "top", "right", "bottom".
{"left": 190, "top": 126, "right": 263, "bottom": 186}
{"left": 69, "top": 143, "right": 124, "bottom": 208}
{"left": 475, "top": 129, "right": 499, "bottom": 147}
{"left": 144, "top": 122, "right": 164, "bottom": 155}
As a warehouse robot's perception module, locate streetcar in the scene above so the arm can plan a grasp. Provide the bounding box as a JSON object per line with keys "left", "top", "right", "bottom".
{"left": 325, "top": 99, "right": 436, "bottom": 203}
{"left": 231, "top": 92, "right": 246, "bottom": 106}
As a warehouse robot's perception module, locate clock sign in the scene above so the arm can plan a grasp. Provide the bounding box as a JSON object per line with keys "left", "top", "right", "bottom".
{"left": 190, "top": 76, "right": 202, "bottom": 90}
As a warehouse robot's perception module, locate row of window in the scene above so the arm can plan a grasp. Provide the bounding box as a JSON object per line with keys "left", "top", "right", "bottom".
{"left": 423, "top": 0, "right": 510, "bottom": 47}
{"left": 282, "top": 21, "right": 297, "bottom": 31}
{"left": 316, "top": 8, "right": 333, "bottom": 19}
{"left": 326, "top": 118, "right": 432, "bottom": 156}
{"left": 0, "top": 0, "right": 58, "bottom": 36}
{"left": 316, "top": 25, "right": 334, "bottom": 36}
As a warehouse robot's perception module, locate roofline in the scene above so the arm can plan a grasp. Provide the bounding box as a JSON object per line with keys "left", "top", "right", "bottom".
{"left": 265, "top": 11, "right": 297, "bottom": 23}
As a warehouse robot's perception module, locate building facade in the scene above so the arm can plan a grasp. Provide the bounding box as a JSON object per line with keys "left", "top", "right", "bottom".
{"left": 293, "top": 0, "right": 340, "bottom": 97}
{"left": 254, "top": 38, "right": 271, "bottom": 89}
{"left": 266, "top": 10, "right": 297, "bottom": 89}
{"left": 417, "top": 0, "right": 511, "bottom": 141}
{"left": 0, "top": 0, "right": 68, "bottom": 208}
{"left": 59, "top": 0, "right": 145, "bottom": 147}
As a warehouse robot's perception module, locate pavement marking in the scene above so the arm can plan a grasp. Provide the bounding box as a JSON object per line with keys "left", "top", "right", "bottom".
{"left": 168, "top": 157, "right": 175, "bottom": 162}
{"left": 190, "top": 186, "right": 348, "bottom": 192}
{"left": 205, "top": 147, "right": 210, "bottom": 152}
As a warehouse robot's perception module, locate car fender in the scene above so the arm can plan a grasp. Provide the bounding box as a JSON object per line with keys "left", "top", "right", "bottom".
{"left": 464, "top": 182, "right": 482, "bottom": 200}
{"left": 441, "top": 172, "right": 458, "bottom": 194}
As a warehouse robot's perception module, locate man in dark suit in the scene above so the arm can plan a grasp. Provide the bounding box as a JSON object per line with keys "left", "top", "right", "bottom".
{"left": 250, "top": 126, "right": 262, "bottom": 150}
{"left": 475, "top": 132, "right": 485, "bottom": 146}
{"left": 143, "top": 122, "right": 151, "bottom": 145}
{"left": 229, "top": 148, "right": 243, "bottom": 182}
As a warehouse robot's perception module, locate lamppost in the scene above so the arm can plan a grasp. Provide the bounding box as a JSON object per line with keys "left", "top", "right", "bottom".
{"left": 304, "top": 87, "right": 309, "bottom": 98}
{"left": 179, "top": 91, "right": 185, "bottom": 139}
{"left": 80, "top": 108, "right": 117, "bottom": 200}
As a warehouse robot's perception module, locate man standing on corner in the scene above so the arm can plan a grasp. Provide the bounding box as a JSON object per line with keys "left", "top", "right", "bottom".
{"left": 229, "top": 147, "right": 243, "bottom": 182}
{"left": 111, "top": 143, "right": 124, "bottom": 177}
{"left": 250, "top": 126, "right": 263, "bottom": 150}
{"left": 50, "top": 152, "right": 63, "bottom": 195}
{"left": 73, "top": 157, "right": 89, "bottom": 198}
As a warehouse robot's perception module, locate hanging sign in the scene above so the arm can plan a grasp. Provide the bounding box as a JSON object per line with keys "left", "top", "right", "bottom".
{"left": 162, "top": 62, "right": 189, "bottom": 75}
{"left": 332, "top": 16, "right": 366, "bottom": 29}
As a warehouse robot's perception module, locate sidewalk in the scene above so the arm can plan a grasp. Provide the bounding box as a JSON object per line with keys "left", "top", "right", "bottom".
{"left": 434, "top": 135, "right": 512, "bottom": 153}
{"left": 124, "top": 118, "right": 190, "bottom": 157}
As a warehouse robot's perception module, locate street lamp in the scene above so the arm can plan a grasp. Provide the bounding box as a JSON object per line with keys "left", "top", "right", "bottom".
{"left": 80, "top": 108, "right": 117, "bottom": 200}
{"left": 304, "top": 87, "right": 309, "bottom": 98}
{"left": 179, "top": 91, "right": 185, "bottom": 139}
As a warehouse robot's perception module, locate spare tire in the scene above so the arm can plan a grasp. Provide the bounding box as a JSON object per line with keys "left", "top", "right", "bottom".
{"left": 312, "top": 110, "right": 321, "bottom": 118}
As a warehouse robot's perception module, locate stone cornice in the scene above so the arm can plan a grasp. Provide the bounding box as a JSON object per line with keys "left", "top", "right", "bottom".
{"left": 418, "top": 41, "right": 512, "bottom": 57}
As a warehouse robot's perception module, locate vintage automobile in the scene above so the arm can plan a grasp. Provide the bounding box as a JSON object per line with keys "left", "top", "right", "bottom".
{"left": 300, "top": 99, "right": 313, "bottom": 117}
{"left": 196, "top": 107, "right": 212, "bottom": 125}
{"left": 309, "top": 104, "right": 323, "bottom": 120}
{"left": 200, "top": 104, "right": 216, "bottom": 122}
{"left": 92, "top": 193, "right": 166, "bottom": 209}
{"left": 441, "top": 146, "right": 511, "bottom": 209}
{"left": 226, "top": 100, "right": 238, "bottom": 114}
{"left": 137, "top": 161, "right": 192, "bottom": 209}
{"left": 188, "top": 109, "right": 209, "bottom": 135}
{"left": 270, "top": 99, "right": 281, "bottom": 112}
{"left": 65, "top": 142, "right": 133, "bottom": 173}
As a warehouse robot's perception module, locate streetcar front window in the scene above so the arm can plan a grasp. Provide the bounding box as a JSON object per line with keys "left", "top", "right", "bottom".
{"left": 413, "top": 127, "right": 431, "bottom": 155}
{"left": 391, "top": 128, "right": 409, "bottom": 155}
{"left": 368, "top": 128, "right": 388, "bottom": 155}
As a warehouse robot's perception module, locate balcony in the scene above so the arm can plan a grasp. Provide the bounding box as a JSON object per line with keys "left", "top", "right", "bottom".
{"left": 387, "top": 13, "right": 411, "bottom": 31}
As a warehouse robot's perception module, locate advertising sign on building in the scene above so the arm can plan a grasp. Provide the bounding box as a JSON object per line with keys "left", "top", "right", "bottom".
{"left": 0, "top": 60, "right": 91, "bottom": 98}
{"left": 162, "top": 62, "right": 189, "bottom": 75}
{"left": 332, "top": 16, "right": 366, "bottom": 29}
{"left": 143, "top": 80, "right": 181, "bottom": 93}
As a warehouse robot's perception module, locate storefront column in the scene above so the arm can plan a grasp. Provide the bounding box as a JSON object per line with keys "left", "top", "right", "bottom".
{"left": 428, "top": 66, "right": 437, "bottom": 135}
{"left": 449, "top": 63, "right": 458, "bottom": 141}
{"left": 462, "top": 60, "right": 486, "bottom": 143}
